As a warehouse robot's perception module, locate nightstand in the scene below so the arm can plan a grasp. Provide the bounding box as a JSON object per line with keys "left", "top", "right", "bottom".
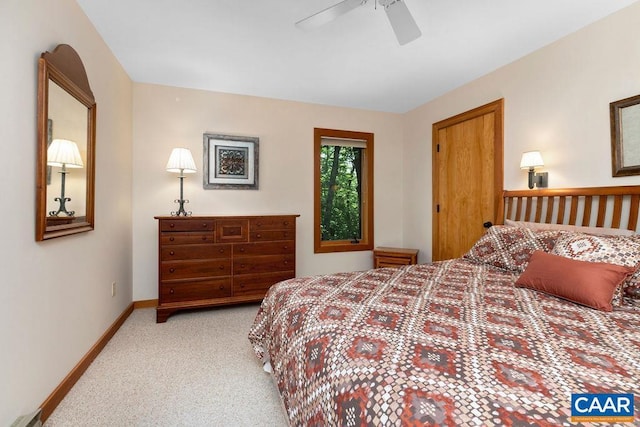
{"left": 373, "top": 247, "right": 419, "bottom": 269}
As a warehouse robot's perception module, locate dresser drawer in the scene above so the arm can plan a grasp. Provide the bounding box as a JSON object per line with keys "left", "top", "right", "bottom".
{"left": 375, "top": 257, "right": 412, "bottom": 268}
{"left": 250, "top": 216, "right": 295, "bottom": 230}
{"left": 233, "top": 254, "right": 295, "bottom": 274}
{"left": 160, "top": 219, "right": 214, "bottom": 232}
{"left": 161, "top": 232, "right": 214, "bottom": 245}
{"left": 160, "top": 278, "right": 231, "bottom": 303}
{"left": 233, "top": 271, "right": 294, "bottom": 297}
{"left": 216, "top": 219, "right": 249, "bottom": 243}
{"left": 250, "top": 230, "right": 294, "bottom": 242}
{"left": 234, "top": 241, "right": 294, "bottom": 256}
{"left": 161, "top": 259, "right": 231, "bottom": 279}
{"left": 161, "top": 244, "right": 231, "bottom": 260}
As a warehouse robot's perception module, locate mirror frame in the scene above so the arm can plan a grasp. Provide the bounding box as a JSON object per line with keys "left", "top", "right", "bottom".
{"left": 36, "top": 44, "right": 96, "bottom": 241}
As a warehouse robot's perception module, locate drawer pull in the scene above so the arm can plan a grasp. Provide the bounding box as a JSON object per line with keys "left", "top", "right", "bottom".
{"left": 284, "top": 221, "right": 289, "bottom": 226}
{"left": 169, "top": 223, "right": 175, "bottom": 228}
{"left": 239, "top": 248, "right": 245, "bottom": 253}
{"left": 219, "top": 265, "right": 224, "bottom": 270}
{"left": 284, "top": 261, "right": 288, "bottom": 265}
{"left": 283, "top": 246, "right": 289, "bottom": 250}
{"left": 169, "top": 288, "right": 175, "bottom": 294}
{"left": 169, "top": 268, "right": 175, "bottom": 273}
{"left": 219, "top": 285, "right": 225, "bottom": 290}
{"left": 202, "top": 236, "right": 208, "bottom": 241}
{"left": 256, "top": 233, "right": 262, "bottom": 239}
{"left": 240, "top": 264, "right": 246, "bottom": 268}
{"left": 169, "top": 251, "right": 175, "bottom": 256}
{"left": 169, "top": 237, "right": 175, "bottom": 242}
{"left": 202, "top": 223, "right": 208, "bottom": 228}
{"left": 219, "top": 248, "right": 225, "bottom": 253}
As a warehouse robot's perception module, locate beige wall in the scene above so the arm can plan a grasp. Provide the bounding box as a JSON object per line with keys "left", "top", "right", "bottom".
{"left": 132, "top": 84, "right": 405, "bottom": 300}
{"left": 0, "top": 1, "right": 133, "bottom": 424}
{"left": 402, "top": 2, "right": 640, "bottom": 262}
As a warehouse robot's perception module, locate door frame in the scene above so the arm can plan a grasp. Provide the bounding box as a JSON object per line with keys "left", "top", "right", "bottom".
{"left": 432, "top": 99, "right": 504, "bottom": 260}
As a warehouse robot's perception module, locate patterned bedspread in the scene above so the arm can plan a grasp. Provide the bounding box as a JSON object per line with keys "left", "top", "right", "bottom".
{"left": 248, "top": 259, "right": 640, "bottom": 426}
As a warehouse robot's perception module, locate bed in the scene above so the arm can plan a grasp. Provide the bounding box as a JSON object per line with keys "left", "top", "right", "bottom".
{"left": 249, "top": 186, "right": 640, "bottom": 426}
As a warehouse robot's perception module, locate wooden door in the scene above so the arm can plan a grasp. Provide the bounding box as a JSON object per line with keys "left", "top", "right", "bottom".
{"left": 432, "top": 99, "right": 503, "bottom": 261}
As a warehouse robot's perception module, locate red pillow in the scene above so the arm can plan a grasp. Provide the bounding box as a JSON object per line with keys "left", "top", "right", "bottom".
{"left": 515, "top": 251, "right": 635, "bottom": 312}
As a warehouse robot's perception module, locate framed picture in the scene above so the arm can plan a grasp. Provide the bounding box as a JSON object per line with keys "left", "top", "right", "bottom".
{"left": 203, "top": 133, "right": 259, "bottom": 189}
{"left": 611, "top": 94, "right": 640, "bottom": 177}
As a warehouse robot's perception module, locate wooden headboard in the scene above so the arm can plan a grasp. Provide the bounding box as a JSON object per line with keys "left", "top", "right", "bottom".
{"left": 499, "top": 185, "right": 640, "bottom": 232}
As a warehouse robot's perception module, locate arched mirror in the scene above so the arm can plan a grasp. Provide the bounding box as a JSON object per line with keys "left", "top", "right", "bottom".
{"left": 36, "top": 44, "right": 96, "bottom": 241}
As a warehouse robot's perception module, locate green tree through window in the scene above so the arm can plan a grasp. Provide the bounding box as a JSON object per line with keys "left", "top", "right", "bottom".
{"left": 320, "top": 144, "right": 363, "bottom": 241}
{"left": 314, "top": 128, "right": 373, "bottom": 253}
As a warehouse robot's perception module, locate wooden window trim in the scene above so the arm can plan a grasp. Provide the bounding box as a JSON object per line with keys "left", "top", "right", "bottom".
{"left": 314, "top": 128, "right": 374, "bottom": 254}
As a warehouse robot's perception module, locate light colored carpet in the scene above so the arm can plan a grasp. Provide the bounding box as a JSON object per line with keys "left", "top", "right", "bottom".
{"left": 45, "top": 305, "right": 288, "bottom": 427}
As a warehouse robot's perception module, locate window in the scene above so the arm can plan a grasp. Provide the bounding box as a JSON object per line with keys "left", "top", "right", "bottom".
{"left": 314, "top": 128, "right": 374, "bottom": 253}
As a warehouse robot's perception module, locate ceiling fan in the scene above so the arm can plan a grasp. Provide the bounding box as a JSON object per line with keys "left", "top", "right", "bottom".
{"left": 295, "top": 0, "right": 422, "bottom": 45}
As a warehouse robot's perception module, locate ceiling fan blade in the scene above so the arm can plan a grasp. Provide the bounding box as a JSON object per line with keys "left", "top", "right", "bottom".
{"left": 384, "top": 0, "right": 421, "bottom": 45}
{"left": 296, "top": 0, "right": 365, "bottom": 30}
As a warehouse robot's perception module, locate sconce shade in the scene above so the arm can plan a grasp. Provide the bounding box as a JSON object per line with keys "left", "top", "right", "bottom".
{"left": 520, "top": 151, "right": 544, "bottom": 169}
{"left": 520, "top": 150, "right": 548, "bottom": 189}
{"left": 47, "top": 139, "right": 84, "bottom": 168}
{"left": 166, "top": 148, "right": 197, "bottom": 173}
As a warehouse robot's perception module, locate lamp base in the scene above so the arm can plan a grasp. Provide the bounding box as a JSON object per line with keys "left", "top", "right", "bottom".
{"left": 49, "top": 168, "right": 75, "bottom": 216}
{"left": 49, "top": 197, "right": 75, "bottom": 217}
{"left": 171, "top": 199, "right": 191, "bottom": 217}
{"left": 170, "top": 174, "right": 191, "bottom": 216}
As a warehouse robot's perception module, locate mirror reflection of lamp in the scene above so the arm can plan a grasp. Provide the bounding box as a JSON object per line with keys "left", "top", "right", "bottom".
{"left": 47, "top": 138, "right": 84, "bottom": 216}
{"left": 166, "top": 148, "right": 197, "bottom": 216}
{"left": 520, "top": 150, "right": 548, "bottom": 189}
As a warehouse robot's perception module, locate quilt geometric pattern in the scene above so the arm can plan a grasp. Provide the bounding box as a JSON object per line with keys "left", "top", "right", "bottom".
{"left": 248, "top": 260, "right": 640, "bottom": 426}
{"left": 552, "top": 232, "right": 640, "bottom": 306}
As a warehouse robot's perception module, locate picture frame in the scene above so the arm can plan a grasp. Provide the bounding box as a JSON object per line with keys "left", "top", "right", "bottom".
{"left": 610, "top": 94, "right": 640, "bottom": 177}
{"left": 203, "top": 133, "right": 259, "bottom": 189}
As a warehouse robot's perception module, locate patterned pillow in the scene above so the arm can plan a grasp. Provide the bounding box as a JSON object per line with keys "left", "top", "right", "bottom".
{"left": 551, "top": 233, "right": 640, "bottom": 306}
{"left": 463, "top": 225, "right": 563, "bottom": 272}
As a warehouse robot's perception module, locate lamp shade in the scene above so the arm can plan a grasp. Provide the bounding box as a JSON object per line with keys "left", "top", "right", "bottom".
{"left": 520, "top": 151, "right": 544, "bottom": 169}
{"left": 166, "top": 148, "right": 197, "bottom": 173}
{"left": 47, "top": 139, "right": 84, "bottom": 168}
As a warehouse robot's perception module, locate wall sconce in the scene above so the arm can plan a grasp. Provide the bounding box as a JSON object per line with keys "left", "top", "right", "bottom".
{"left": 520, "top": 151, "right": 548, "bottom": 189}
{"left": 166, "top": 148, "right": 197, "bottom": 216}
{"left": 47, "top": 138, "right": 84, "bottom": 216}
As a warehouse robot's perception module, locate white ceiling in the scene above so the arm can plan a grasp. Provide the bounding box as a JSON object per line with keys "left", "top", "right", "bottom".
{"left": 76, "top": 0, "right": 638, "bottom": 113}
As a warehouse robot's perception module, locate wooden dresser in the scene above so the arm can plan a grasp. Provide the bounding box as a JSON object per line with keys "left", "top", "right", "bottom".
{"left": 155, "top": 215, "right": 298, "bottom": 322}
